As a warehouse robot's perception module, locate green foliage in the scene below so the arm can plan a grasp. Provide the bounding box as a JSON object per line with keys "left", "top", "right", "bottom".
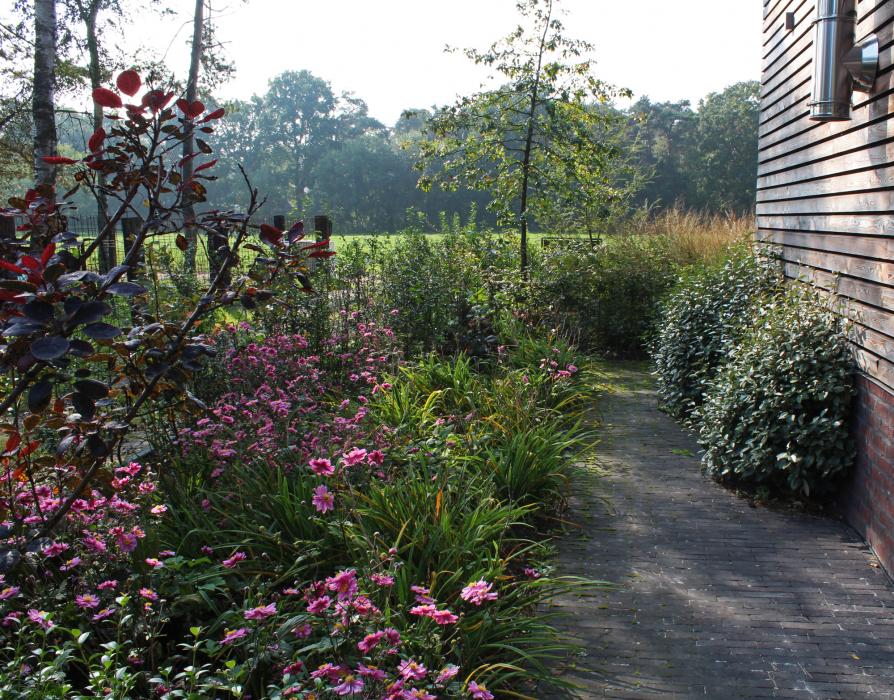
{"left": 652, "top": 246, "right": 781, "bottom": 422}
{"left": 416, "top": 0, "right": 631, "bottom": 269}
{"left": 533, "top": 236, "right": 678, "bottom": 357}
{"left": 698, "top": 288, "right": 855, "bottom": 498}
{"left": 626, "top": 81, "right": 760, "bottom": 214}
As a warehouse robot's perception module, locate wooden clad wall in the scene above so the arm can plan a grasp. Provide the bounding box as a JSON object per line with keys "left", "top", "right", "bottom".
{"left": 758, "top": 0, "right": 894, "bottom": 392}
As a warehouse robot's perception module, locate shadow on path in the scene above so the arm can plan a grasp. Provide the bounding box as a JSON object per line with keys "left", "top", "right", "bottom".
{"left": 545, "top": 363, "right": 894, "bottom": 699}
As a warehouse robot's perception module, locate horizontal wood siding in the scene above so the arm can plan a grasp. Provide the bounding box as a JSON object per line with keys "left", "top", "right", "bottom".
{"left": 758, "top": 0, "right": 894, "bottom": 393}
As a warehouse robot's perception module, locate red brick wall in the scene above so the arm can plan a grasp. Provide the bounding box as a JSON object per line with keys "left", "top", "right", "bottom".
{"left": 844, "top": 375, "right": 894, "bottom": 577}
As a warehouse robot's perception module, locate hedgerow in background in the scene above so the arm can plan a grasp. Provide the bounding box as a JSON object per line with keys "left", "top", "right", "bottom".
{"left": 652, "top": 246, "right": 781, "bottom": 423}
{"left": 532, "top": 236, "right": 677, "bottom": 357}
{"left": 698, "top": 288, "right": 855, "bottom": 498}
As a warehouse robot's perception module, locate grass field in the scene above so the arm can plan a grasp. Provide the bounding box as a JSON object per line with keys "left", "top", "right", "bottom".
{"left": 84, "top": 230, "right": 573, "bottom": 274}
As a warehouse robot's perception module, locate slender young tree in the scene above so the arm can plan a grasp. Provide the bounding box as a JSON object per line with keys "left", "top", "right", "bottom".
{"left": 182, "top": 0, "right": 204, "bottom": 273}
{"left": 416, "top": 0, "right": 630, "bottom": 274}
{"left": 32, "top": 0, "right": 58, "bottom": 188}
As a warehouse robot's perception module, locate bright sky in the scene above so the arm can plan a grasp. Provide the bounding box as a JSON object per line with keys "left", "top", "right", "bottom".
{"left": 196, "top": 0, "right": 764, "bottom": 125}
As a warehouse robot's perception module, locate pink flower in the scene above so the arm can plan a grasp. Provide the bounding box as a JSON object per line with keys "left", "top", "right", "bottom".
{"left": 432, "top": 609, "right": 458, "bottom": 625}
{"left": 524, "top": 567, "right": 542, "bottom": 579}
{"left": 436, "top": 665, "right": 460, "bottom": 684}
{"left": 42, "top": 542, "right": 68, "bottom": 557}
{"left": 366, "top": 450, "right": 385, "bottom": 466}
{"left": 0, "top": 586, "right": 20, "bottom": 600}
{"left": 201, "top": 546, "right": 213, "bottom": 556}
{"left": 468, "top": 681, "right": 494, "bottom": 699}
{"left": 27, "top": 609, "right": 53, "bottom": 630}
{"left": 358, "top": 631, "right": 384, "bottom": 653}
{"left": 307, "top": 595, "right": 331, "bottom": 614}
{"left": 566, "top": 364, "right": 578, "bottom": 374}
{"left": 383, "top": 627, "right": 401, "bottom": 646}
{"left": 283, "top": 660, "right": 304, "bottom": 676}
{"left": 333, "top": 675, "right": 364, "bottom": 696}
{"left": 150, "top": 504, "right": 167, "bottom": 516}
{"left": 370, "top": 573, "right": 394, "bottom": 587}
{"left": 309, "top": 457, "right": 334, "bottom": 476}
{"left": 312, "top": 485, "right": 335, "bottom": 514}
{"left": 221, "top": 627, "right": 249, "bottom": 645}
{"left": 222, "top": 551, "right": 247, "bottom": 568}
{"left": 75, "top": 594, "right": 100, "bottom": 609}
{"left": 326, "top": 569, "right": 358, "bottom": 601}
{"left": 311, "top": 663, "right": 343, "bottom": 681}
{"left": 342, "top": 447, "right": 367, "bottom": 467}
{"left": 410, "top": 604, "right": 437, "bottom": 618}
{"left": 139, "top": 588, "right": 158, "bottom": 602}
{"left": 60, "top": 556, "right": 81, "bottom": 572}
{"left": 145, "top": 558, "right": 164, "bottom": 568}
{"left": 292, "top": 622, "right": 313, "bottom": 638}
{"left": 97, "top": 580, "right": 118, "bottom": 591}
{"left": 116, "top": 462, "right": 141, "bottom": 476}
{"left": 411, "top": 585, "right": 434, "bottom": 604}
{"left": 407, "top": 691, "right": 436, "bottom": 700}
{"left": 92, "top": 607, "right": 116, "bottom": 622}
{"left": 358, "top": 664, "right": 387, "bottom": 680}
{"left": 460, "top": 580, "right": 498, "bottom": 606}
{"left": 82, "top": 535, "right": 107, "bottom": 553}
{"left": 397, "top": 659, "right": 427, "bottom": 681}
{"left": 244, "top": 602, "right": 276, "bottom": 620}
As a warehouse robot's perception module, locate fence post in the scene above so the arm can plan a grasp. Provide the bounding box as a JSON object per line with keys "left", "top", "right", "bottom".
{"left": 0, "top": 216, "right": 16, "bottom": 240}
{"left": 98, "top": 216, "right": 117, "bottom": 274}
{"left": 313, "top": 215, "right": 332, "bottom": 242}
{"left": 207, "top": 224, "right": 230, "bottom": 286}
{"left": 273, "top": 214, "right": 286, "bottom": 231}
{"left": 121, "top": 218, "right": 143, "bottom": 281}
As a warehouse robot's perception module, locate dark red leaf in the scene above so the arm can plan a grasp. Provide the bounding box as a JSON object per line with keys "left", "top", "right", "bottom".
{"left": 30, "top": 336, "right": 70, "bottom": 361}
{"left": 288, "top": 220, "right": 305, "bottom": 243}
{"left": 42, "top": 156, "right": 77, "bottom": 165}
{"left": 40, "top": 243, "right": 56, "bottom": 267}
{"left": 194, "top": 159, "right": 218, "bottom": 173}
{"left": 200, "top": 107, "right": 226, "bottom": 123}
{"left": 0, "top": 260, "right": 26, "bottom": 275}
{"left": 88, "top": 128, "right": 106, "bottom": 153}
{"left": 20, "top": 255, "right": 40, "bottom": 271}
{"left": 116, "top": 70, "right": 141, "bottom": 97}
{"left": 93, "top": 87, "right": 123, "bottom": 109}
{"left": 142, "top": 90, "right": 174, "bottom": 113}
{"left": 4, "top": 433, "right": 20, "bottom": 454}
{"left": 28, "top": 380, "right": 52, "bottom": 413}
{"left": 259, "top": 224, "right": 283, "bottom": 247}
{"left": 176, "top": 99, "right": 205, "bottom": 119}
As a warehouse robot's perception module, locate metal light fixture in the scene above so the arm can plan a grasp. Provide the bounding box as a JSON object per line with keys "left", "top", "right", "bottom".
{"left": 809, "top": 0, "right": 878, "bottom": 121}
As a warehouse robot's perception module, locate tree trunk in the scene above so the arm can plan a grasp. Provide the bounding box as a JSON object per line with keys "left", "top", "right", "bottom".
{"left": 182, "top": 0, "right": 204, "bottom": 273}
{"left": 32, "top": 0, "right": 57, "bottom": 189}
{"left": 82, "top": 0, "right": 115, "bottom": 272}
{"left": 517, "top": 0, "right": 553, "bottom": 277}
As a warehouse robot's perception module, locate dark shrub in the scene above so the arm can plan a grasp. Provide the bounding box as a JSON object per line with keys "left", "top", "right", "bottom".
{"left": 698, "top": 288, "right": 855, "bottom": 498}
{"left": 533, "top": 236, "right": 677, "bottom": 357}
{"left": 652, "top": 246, "right": 780, "bottom": 423}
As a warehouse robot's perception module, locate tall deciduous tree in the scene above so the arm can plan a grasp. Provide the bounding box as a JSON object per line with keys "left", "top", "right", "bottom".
{"left": 416, "top": 0, "right": 629, "bottom": 273}
{"left": 690, "top": 81, "right": 760, "bottom": 214}
{"left": 32, "top": 0, "right": 58, "bottom": 188}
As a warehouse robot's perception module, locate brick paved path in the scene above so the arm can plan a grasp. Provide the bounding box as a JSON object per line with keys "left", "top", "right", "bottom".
{"left": 548, "top": 365, "right": 894, "bottom": 699}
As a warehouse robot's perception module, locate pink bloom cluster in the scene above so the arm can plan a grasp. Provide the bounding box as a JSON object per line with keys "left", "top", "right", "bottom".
{"left": 220, "top": 567, "right": 465, "bottom": 699}
{"left": 178, "top": 323, "right": 399, "bottom": 484}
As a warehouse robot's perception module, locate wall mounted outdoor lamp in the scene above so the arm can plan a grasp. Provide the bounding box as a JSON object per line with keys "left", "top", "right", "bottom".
{"left": 809, "top": 0, "right": 878, "bottom": 121}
